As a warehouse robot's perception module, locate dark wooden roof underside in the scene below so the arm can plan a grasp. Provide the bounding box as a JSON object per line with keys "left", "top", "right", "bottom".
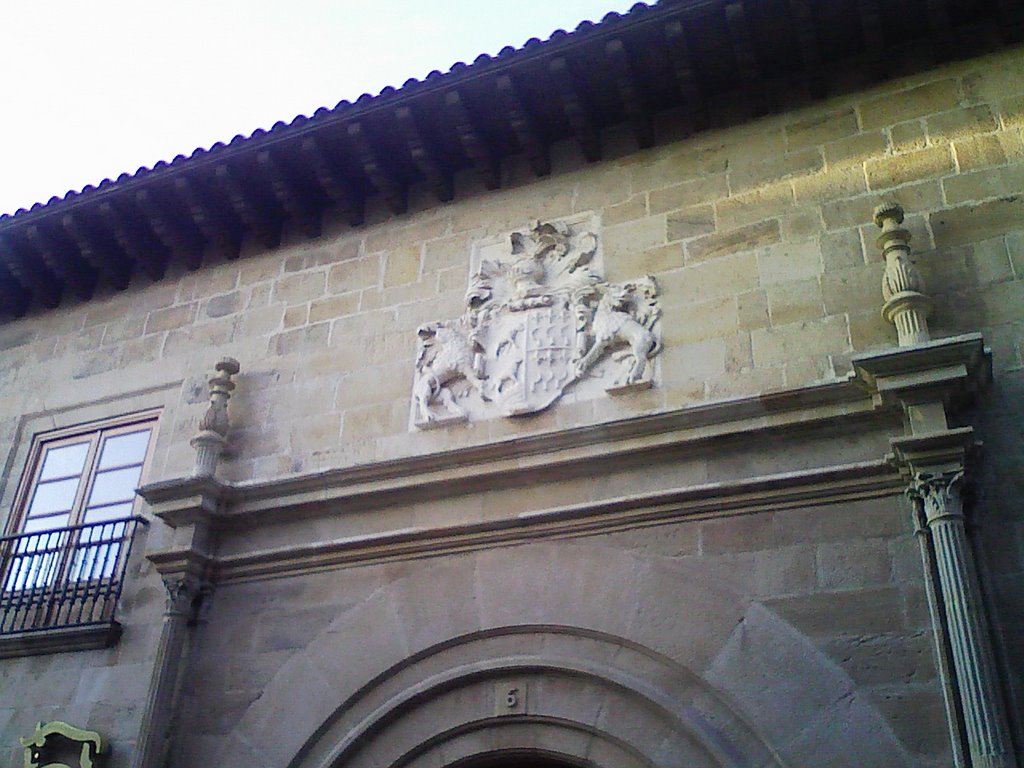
{"left": 0, "top": 0, "right": 1019, "bottom": 317}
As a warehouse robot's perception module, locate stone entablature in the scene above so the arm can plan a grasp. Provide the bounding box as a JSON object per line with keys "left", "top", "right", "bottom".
{"left": 411, "top": 216, "right": 662, "bottom": 429}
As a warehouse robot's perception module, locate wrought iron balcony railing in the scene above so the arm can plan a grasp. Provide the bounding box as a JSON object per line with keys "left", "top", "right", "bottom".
{"left": 0, "top": 517, "right": 146, "bottom": 644}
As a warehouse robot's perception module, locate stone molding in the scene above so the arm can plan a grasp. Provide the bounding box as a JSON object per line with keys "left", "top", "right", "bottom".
{"left": 141, "top": 376, "right": 878, "bottom": 526}
{"left": 172, "top": 460, "right": 900, "bottom": 583}
{"left": 0, "top": 622, "right": 122, "bottom": 660}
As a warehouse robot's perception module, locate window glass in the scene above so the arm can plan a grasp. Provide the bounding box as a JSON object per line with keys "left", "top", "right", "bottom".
{"left": 98, "top": 429, "right": 151, "bottom": 470}
{"left": 83, "top": 502, "right": 135, "bottom": 524}
{"left": 38, "top": 442, "right": 90, "bottom": 481}
{"left": 27, "top": 478, "right": 82, "bottom": 517}
{"left": 87, "top": 466, "right": 144, "bottom": 507}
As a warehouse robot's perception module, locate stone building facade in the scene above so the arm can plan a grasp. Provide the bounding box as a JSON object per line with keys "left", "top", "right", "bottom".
{"left": 0, "top": 2, "right": 1022, "bottom": 767}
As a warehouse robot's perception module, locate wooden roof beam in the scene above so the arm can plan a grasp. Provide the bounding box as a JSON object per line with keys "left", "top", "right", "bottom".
{"left": 99, "top": 200, "right": 171, "bottom": 281}
{"left": 24, "top": 223, "right": 98, "bottom": 300}
{"left": 856, "top": 0, "right": 888, "bottom": 80}
{"left": 136, "top": 189, "right": 205, "bottom": 271}
{"left": 347, "top": 122, "right": 408, "bottom": 215}
{"left": 298, "top": 136, "right": 365, "bottom": 227}
{"left": 256, "top": 150, "right": 324, "bottom": 239}
{"left": 787, "top": 0, "right": 827, "bottom": 98}
{"left": 924, "top": 0, "right": 955, "bottom": 60}
{"left": 663, "top": 20, "right": 707, "bottom": 132}
{"left": 444, "top": 91, "right": 500, "bottom": 191}
{"left": 495, "top": 74, "right": 550, "bottom": 177}
{"left": 394, "top": 106, "right": 454, "bottom": 202}
{"left": 993, "top": 0, "right": 1024, "bottom": 42}
{"left": 214, "top": 164, "right": 284, "bottom": 250}
{"left": 548, "top": 57, "right": 602, "bottom": 163}
{"left": 173, "top": 177, "right": 244, "bottom": 260}
{"left": 605, "top": 38, "right": 655, "bottom": 149}
{"left": 60, "top": 212, "right": 133, "bottom": 290}
{"left": 0, "top": 261, "right": 30, "bottom": 318}
{"left": 724, "top": 2, "right": 770, "bottom": 117}
{"left": 0, "top": 234, "right": 61, "bottom": 309}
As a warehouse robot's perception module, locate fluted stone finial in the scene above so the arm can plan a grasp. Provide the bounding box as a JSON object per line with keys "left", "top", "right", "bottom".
{"left": 874, "top": 202, "right": 932, "bottom": 346}
{"left": 190, "top": 357, "right": 240, "bottom": 477}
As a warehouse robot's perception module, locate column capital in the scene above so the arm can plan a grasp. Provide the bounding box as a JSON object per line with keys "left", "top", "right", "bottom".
{"left": 161, "top": 573, "right": 207, "bottom": 619}
{"left": 908, "top": 469, "right": 965, "bottom": 524}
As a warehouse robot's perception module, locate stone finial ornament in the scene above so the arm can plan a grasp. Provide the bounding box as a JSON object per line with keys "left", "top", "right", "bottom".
{"left": 874, "top": 202, "right": 932, "bottom": 346}
{"left": 21, "top": 721, "right": 107, "bottom": 768}
{"left": 190, "top": 357, "right": 240, "bottom": 477}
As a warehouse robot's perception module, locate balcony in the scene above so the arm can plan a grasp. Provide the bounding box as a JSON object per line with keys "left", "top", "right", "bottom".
{"left": 0, "top": 517, "right": 146, "bottom": 658}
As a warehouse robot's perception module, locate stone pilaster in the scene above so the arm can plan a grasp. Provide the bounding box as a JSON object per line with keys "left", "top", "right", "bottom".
{"left": 908, "top": 470, "right": 1016, "bottom": 768}
{"left": 131, "top": 574, "right": 206, "bottom": 768}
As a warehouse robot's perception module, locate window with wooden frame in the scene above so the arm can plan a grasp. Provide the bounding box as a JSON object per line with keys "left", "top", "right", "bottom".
{"left": 1, "top": 411, "right": 157, "bottom": 637}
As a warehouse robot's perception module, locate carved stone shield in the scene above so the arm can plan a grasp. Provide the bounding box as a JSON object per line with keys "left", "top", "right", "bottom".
{"left": 484, "top": 305, "right": 577, "bottom": 416}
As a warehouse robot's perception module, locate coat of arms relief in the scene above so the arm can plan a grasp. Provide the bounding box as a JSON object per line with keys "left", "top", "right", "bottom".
{"left": 411, "top": 216, "right": 662, "bottom": 429}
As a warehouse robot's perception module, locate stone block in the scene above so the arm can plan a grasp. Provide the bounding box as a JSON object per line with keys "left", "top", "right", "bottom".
{"left": 822, "top": 131, "right": 888, "bottom": 167}
{"left": 963, "top": 52, "right": 1024, "bottom": 103}
{"left": 954, "top": 134, "right": 1009, "bottom": 171}
{"left": 661, "top": 296, "right": 738, "bottom": 345}
{"left": 872, "top": 686, "right": 951, "bottom": 756}
{"left": 793, "top": 167, "right": 868, "bottom": 203}
{"left": 780, "top": 208, "right": 823, "bottom": 241}
{"left": 204, "top": 291, "right": 242, "bottom": 319}
{"left": 865, "top": 145, "right": 953, "bottom": 190}
{"left": 785, "top": 108, "right": 860, "bottom": 150}
{"left": 686, "top": 220, "right": 781, "bottom": 263}
{"left": 757, "top": 240, "right": 822, "bottom": 286}
{"left": 966, "top": 237, "right": 1014, "bottom": 285}
{"left": 601, "top": 215, "right": 666, "bottom": 262}
{"left": 821, "top": 181, "right": 942, "bottom": 230}
{"left": 383, "top": 246, "right": 421, "bottom": 287}
{"left": 308, "top": 293, "right": 360, "bottom": 324}
{"left": 144, "top": 303, "right": 197, "bottom": 335}
{"left": 660, "top": 337, "right": 727, "bottom": 381}
{"left": 767, "top": 279, "right": 824, "bottom": 325}
{"left": 602, "top": 194, "right": 647, "bottom": 226}
{"left": 700, "top": 513, "right": 774, "bottom": 554}
{"left": 942, "top": 164, "right": 1024, "bottom": 205}
{"left": 930, "top": 197, "right": 1024, "bottom": 247}
{"left": 816, "top": 540, "right": 893, "bottom": 589}
{"left": 729, "top": 149, "right": 824, "bottom": 193}
{"left": 767, "top": 586, "right": 906, "bottom": 636}
{"left": 820, "top": 266, "right": 879, "bottom": 315}
{"left": 820, "top": 228, "right": 866, "bottom": 271}
{"left": 631, "top": 243, "right": 684, "bottom": 275}
{"left": 236, "top": 304, "right": 284, "bottom": 338}
{"left": 751, "top": 314, "right": 849, "bottom": 366}
{"left": 888, "top": 120, "right": 928, "bottom": 154}
{"left": 665, "top": 205, "right": 716, "bottom": 242}
{"left": 859, "top": 79, "right": 961, "bottom": 130}
{"left": 649, "top": 174, "right": 728, "bottom": 214}
{"left": 927, "top": 104, "right": 998, "bottom": 141}
{"left": 272, "top": 271, "right": 326, "bottom": 305}
{"left": 736, "top": 289, "right": 770, "bottom": 331}
{"left": 282, "top": 304, "right": 308, "bottom": 329}
{"left": 328, "top": 255, "right": 381, "bottom": 293}
{"left": 716, "top": 183, "right": 795, "bottom": 229}
{"left": 342, "top": 400, "right": 407, "bottom": 441}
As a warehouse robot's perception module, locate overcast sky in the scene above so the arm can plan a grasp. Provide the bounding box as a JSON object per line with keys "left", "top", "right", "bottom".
{"left": 0, "top": 0, "right": 638, "bottom": 216}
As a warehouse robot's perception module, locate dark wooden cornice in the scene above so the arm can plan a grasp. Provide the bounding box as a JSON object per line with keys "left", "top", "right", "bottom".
{"left": 0, "top": 0, "right": 1015, "bottom": 317}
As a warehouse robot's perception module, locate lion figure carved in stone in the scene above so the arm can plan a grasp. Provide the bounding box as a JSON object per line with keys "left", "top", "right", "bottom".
{"left": 575, "top": 276, "right": 661, "bottom": 385}
{"left": 413, "top": 321, "right": 489, "bottom": 424}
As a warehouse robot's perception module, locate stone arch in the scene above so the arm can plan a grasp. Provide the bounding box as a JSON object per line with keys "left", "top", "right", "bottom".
{"left": 207, "top": 540, "right": 915, "bottom": 768}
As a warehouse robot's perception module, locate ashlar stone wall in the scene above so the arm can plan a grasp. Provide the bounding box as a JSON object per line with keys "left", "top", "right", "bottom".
{"left": 0, "top": 44, "right": 1022, "bottom": 768}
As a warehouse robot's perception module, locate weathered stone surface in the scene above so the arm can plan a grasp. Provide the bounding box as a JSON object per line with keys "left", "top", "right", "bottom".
{"left": 685, "top": 220, "right": 781, "bottom": 263}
